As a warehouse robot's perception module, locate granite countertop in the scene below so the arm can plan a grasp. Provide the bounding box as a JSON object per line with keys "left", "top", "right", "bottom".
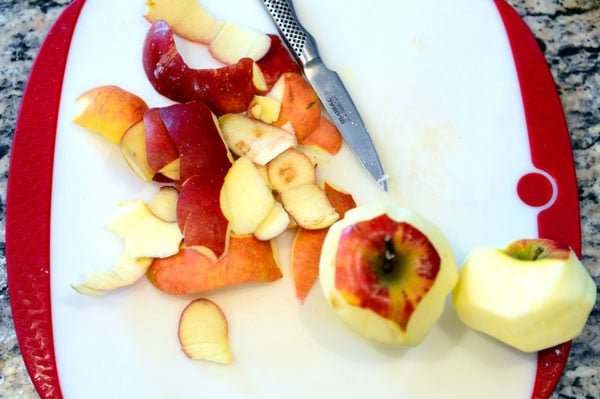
{"left": 0, "top": 0, "right": 598, "bottom": 398}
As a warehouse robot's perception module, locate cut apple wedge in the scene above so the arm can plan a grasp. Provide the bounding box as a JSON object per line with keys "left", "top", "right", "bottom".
{"left": 144, "top": 0, "right": 224, "bottom": 44}
{"left": 280, "top": 183, "right": 339, "bottom": 230}
{"left": 290, "top": 182, "right": 357, "bottom": 303}
{"left": 178, "top": 298, "right": 232, "bottom": 364}
{"left": 143, "top": 20, "right": 265, "bottom": 115}
{"left": 209, "top": 22, "right": 271, "bottom": 64}
{"left": 254, "top": 201, "right": 290, "bottom": 241}
{"left": 266, "top": 148, "right": 317, "bottom": 193}
{"left": 218, "top": 113, "right": 296, "bottom": 165}
{"left": 72, "top": 255, "right": 153, "bottom": 296}
{"left": 120, "top": 120, "right": 155, "bottom": 182}
{"left": 148, "top": 186, "right": 179, "bottom": 223}
{"left": 256, "top": 34, "right": 302, "bottom": 90}
{"left": 220, "top": 157, "right": 275, "bottom": 235}
{"left": 107, "top": 200, "right": 183, "bottom": 258}
{"left": 147, "top": 235, "right": 282, "bottom": 295}
{"left": 74, "top": 85, "right": 148, "bottom": 144}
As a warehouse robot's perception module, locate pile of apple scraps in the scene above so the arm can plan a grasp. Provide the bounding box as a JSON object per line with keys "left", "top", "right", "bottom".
{"left": 71, "top": 0, "right": 356, "bottom": 363}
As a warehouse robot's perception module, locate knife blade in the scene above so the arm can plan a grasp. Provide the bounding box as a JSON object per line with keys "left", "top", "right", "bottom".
{"left": 261, "top": 0, "right": 388, "bottom": 191}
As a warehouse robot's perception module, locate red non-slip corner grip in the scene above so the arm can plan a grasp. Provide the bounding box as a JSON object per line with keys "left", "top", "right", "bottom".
{"left": 493, "top": 1, "right": 581, "bottom": 398}
{"left": 6, "top": 1, "right": 86, "bottom": 398}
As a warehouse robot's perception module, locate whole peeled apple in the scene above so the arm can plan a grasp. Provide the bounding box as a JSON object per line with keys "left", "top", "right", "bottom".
{"left": 452, "top": 239, "right": 597, "bottom": 352}
{"left": 319, "top": 204, "right": 459, "bottom": 346}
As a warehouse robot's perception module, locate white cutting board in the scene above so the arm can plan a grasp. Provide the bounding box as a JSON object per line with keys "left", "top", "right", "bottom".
{"left": 50, "top": 0, "right": 544, "bottom": 397}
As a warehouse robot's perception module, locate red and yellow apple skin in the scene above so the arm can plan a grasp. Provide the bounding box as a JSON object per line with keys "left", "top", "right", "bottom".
{"left": 320, "top": 204, "right": 458, "bottom": 346}
{"left": 452, "top": 238, "right": 597, "bottom": 352}
{"left": 142, "top": 20, "right": 260, "bottom": 115}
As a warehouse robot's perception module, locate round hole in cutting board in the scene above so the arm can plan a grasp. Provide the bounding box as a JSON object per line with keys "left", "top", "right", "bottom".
{"left": 517, "top": 172, "right": 555, "bottom": 208}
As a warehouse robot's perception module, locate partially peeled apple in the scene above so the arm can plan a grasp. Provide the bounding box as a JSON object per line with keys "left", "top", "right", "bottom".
{"left": 452, "top": 239, "right": 596, "bottom": 352}
{"left": 320, "top": 204, "right": 458, "bottom": 346}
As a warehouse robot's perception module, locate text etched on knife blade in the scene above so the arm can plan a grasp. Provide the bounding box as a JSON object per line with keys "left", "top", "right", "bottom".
{"left": 327, "top": 97, "right": 346, "bottom": 125}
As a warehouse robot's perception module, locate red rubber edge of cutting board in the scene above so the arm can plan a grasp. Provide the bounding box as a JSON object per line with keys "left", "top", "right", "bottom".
{"left": 5, "top": 0, "right": 86, "bottom": 398}
{"left": 493, "top": 1, "right": 580, "bottom": 398}
{"left": 5, "top": 1, "right": 577, "bottom": 398}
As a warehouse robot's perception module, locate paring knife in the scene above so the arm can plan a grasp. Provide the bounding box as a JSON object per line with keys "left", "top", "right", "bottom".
{"left": 261, "top": 0, "right": 388, "bottom": 191}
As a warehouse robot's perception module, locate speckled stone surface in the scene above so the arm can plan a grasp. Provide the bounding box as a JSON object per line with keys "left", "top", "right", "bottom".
{"left": 0, "top": 0, "right": 598, "bottom": 398}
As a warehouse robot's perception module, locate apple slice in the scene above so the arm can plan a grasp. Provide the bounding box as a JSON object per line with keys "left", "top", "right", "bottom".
{"left": 254, "top": 201, "right": 290, "bottom": 241}
{"left": 247, "top": 95, "right": 281, "bottom": 124}
{"left": 209, "top": 22, "right": 271, "bottom": 64}
{"left": 120, "top": 120, "right": 155, "bottom": 182}
{"left": 452, "top": 239, "right": 597, "bottom": 352}
{"left": 144, "top": 107, "right": 179, "bottom": 175}
{"left": 148, "top": 186, "right": 179, "bottom": 223}
{"left": 220, "top": 157, "right": 275, "bottom": 235}
{"left": 144, "top": 0, "right": 223, "bottom": 44}
{"left": 267, "top": 73, "right": 321, "bottom": 141}
{"left": 290, "top": 182, "right": 356, "bottom": 303}
{"left": 256, "top": 34, "right": 302, "bottom": 90}
{"left": 147, "top": 235, "right": 282, "bottom": 295}
{"left": 143, "top": 20, "right": 265, "bottom": 115}
{"left": 178, "top": 298, "right": 232, "bottom": 364}
{"left": 72, "top": 255, "right": 153, "bottom": 296}
{"left": 74, "top": 85, "right": 148, "bottom": 144}
{"left": 320, "top": 204, "right": 459, "bottom": 346}
{"left": 218, "top": 113, "right": 296, "bottom": 165}
{"left": 279, "top": 183, "right": 339, "bottom": 230}
{"left": 107, "top": 200, "right": 183, "bottom": 258}
{"left": 299, "top": 116, "right": 343, "bottom": 155}
{"left": 266, "top": 148, "right": 317, "bottom": 193}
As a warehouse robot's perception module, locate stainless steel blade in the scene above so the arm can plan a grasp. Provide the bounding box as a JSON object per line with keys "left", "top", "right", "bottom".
{"left": 261, "top": 0, "right": 388, "bottom": 191}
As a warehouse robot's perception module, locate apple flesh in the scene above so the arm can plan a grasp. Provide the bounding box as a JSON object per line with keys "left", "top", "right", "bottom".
{"left": 178, "top": 298, "right": 232, "bottom": 364}
{"left": 144, "top": 0, "right": 223, "bottom": 44}
{"left": 209, "top": 22, "right": 271, "bottom": 64}
{"left": 452, "top": 239, "right": 597, "bottom": 352}
{"left": 119, "top": 120, "right": 155, "bottom": 182}
{"left": 320, "top": 204, "right": 458, "bottom": 346}
{"left": 142, "top": 20, "right": 265, "bottom": 115}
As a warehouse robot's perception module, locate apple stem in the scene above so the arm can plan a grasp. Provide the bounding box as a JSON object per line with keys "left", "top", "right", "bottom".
{"left": 532, "top": 246, "right": 545, "bottom": 260}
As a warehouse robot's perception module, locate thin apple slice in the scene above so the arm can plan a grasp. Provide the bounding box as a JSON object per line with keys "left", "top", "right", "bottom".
{"left": 147, "top": 235, "right": 282, "bottom": 295}
{"left": 209, "top": 22, "right": 271, "bottom": 64}
{"left": 72, "top": 255, "right": 153, "bottom": 296}
{"left": 177, "top": 175, "right": 229, "bottom": 258}
{"left": 280, "top": 183, "right": 339, "bottom": 230}
{"left": 74, "top": 85, "right": 148, "bottom": 144}
{"left": 107, "top": 200, "right": 183, "bottom": 258}
{"left": 159, "top": 101, "right": 231, "bottom": 184}
{"left": 267, "top": 73, "right": 321, "bottom": 141}
{"left": 120, "top": 120, "right": 155, "bottom": 181}
{"left": 247, "top": 95, "right": 281, "bottom": 124}
{"left": 254, "top": 201, "right": 290, "bottom": 241}
{"left": 266, "top": 148, "right": 316, "bottom": 193}
{"left": 256, "top": 34, "right": 302, "bottom": 90}
{"left": 143, "top": 21, "right": 264, "bottom": 115}
{"left": 218, "top": 113, "right": 296, "bottom": 165}
{"left": 178, "top": 298, "right": 232, "bottom": 364}
{"left": 144, "top": 107, "right": 179, "bottom": 175}
{"left": 290, "top": 182, "right": 357, "bottom": 303}
{"left": 220, "top": 157, "right": 275, "bottom": 235}
{"left": 148, "top": 186, "right": 179, "bottom": 223}
{"left": 144, "top": 0, "right": 224, "bottom": 44}
{"left": 158, "top": 158, "right": 180, "bottom": 181}
{"left": 299, "top": 116, "right": 343, "bottom": 155}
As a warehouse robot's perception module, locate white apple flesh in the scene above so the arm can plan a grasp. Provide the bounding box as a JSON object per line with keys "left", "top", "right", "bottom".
{"left": 452, "top": 239, "right": 597, "bottom": 352}
{"left": 319, "top": 204, "right": 458, "bottom": 346}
